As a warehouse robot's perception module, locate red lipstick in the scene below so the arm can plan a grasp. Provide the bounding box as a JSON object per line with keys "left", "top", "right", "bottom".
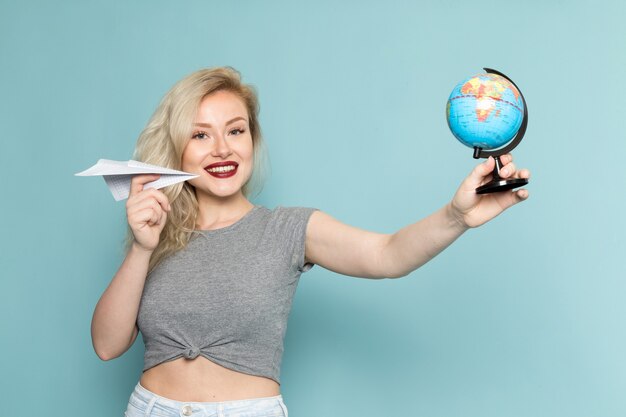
{"left": 204, "top": 161, "right": 239, "bottom": 178}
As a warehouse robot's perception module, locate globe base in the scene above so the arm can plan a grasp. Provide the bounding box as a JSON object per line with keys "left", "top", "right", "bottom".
{"left": 475, "top": 154, "right": 528, "bottom": 194}
{"left": 476, "top": 178, "right": 528, "bottom": 194}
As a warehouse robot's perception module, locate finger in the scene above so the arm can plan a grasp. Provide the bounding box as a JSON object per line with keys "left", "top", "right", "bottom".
{"left": 148, "top": 204, "right": 165, "bottom": 226}
{"left": 512, "top": 168, "right": 531, "bottom": 180}
{"left": 499, "top": 162, "right": 517, "bottom": 178}
{"left": 128, "top": 188, "right": 171, "bottom": 212}
{"left": 497, "top": 188, "right": 529, "bottom": 210}
{"left": 147, "top": 208, "right": 160, "bottom": 227}
{"left": 501, "top": 153, "right": 513, "bottom": 164}
{"left": 516, "top": 188, "right": 529, "bottom": 200}
{"left": 133, "top": 207, "right": 162, "bottom": 227}
{"left": 158, "top": 206, "right": 168, "bottom": 226}
{"left": 129, "top": 174, "right": 162, "bottom": 197}
{"left": 141, "top": 188, "right": 171, "bottom": 212}
{"left": 128, "top": 198, "right": 164, "bottom": 219}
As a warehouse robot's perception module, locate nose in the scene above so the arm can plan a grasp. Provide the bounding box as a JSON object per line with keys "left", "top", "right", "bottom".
{"left": 210, "top": 134, "right": 232, "bottom": 159}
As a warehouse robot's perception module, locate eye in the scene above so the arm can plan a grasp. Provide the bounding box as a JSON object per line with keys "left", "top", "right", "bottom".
{"left": 229, "top": 128, "right": 245, "bottom": 136}
{"left": 192, "top": 131, "right": 209, "bottom": 140}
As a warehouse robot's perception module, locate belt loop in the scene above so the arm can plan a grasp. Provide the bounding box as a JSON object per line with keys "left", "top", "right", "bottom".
{"left": 144, "top": 396, "right": 158, "bottom": 417}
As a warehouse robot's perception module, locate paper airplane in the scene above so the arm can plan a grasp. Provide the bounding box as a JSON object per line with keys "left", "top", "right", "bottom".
{"left": 75, "top": 159, "right": 198, "bottom": 201}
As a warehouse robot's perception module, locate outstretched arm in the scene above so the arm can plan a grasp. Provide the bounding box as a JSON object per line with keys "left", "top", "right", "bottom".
{"left": 304, "top": 154, "right": 530, "bottom": 279}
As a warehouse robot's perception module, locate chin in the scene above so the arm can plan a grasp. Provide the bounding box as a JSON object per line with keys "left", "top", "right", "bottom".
{"left": 197, "top": 185, "right": 244, "bottom": 199}
{"left": 191, "top": 172, "right": 252, "bottom": 199}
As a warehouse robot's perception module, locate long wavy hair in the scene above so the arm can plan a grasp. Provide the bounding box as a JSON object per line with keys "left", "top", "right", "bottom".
{"left": 126, "top": 67, "right": 268, "bottom": 273}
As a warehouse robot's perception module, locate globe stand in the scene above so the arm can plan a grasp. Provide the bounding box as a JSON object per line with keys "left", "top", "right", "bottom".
{"left": 474, "top": 149, "right": 528, "bottom": 194}
{"left": 472, "top": 68, "right": 529, "bottom": 194}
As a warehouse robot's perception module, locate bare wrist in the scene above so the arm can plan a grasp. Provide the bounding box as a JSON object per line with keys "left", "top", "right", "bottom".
{"left": 131, "top": 241, "right": 155, "bottom": 256}
{"left": 446, "top": 202, "right": 470, "bottom": 232}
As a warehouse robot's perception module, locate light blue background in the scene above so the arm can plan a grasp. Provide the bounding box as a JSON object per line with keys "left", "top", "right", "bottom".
{"left": 1, "top": 1, "right": 624, "bottom": 416}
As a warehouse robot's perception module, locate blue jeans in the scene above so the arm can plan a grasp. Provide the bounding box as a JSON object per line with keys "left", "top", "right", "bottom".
{"left": 125, "top": 382, "right": 289, "bottom": 417}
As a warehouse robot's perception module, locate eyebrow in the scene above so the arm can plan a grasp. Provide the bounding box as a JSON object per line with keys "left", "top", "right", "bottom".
{"left": 194, "top": 116, "right": 248, "bottom": 128}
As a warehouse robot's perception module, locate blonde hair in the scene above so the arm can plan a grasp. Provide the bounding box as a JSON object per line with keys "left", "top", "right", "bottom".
{"left": 126, "top": 67, "right": 268, "bottom": 272}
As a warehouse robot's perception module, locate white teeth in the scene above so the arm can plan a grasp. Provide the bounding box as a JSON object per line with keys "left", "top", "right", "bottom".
{"left": 207, "top": 165, "right": 236, "bottom": 173}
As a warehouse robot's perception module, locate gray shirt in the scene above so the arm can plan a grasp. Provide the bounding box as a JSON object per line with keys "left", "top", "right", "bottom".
{"left": 137, "top": 205, "right": 317, "bottom": 384}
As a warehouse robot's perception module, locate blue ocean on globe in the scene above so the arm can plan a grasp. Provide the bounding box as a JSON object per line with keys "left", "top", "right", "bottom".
{"left": 446, "top": 73, "right": 524, "bottom": 150}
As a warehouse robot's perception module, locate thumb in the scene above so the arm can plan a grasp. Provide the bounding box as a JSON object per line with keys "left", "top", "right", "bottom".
{"left": 466, "top": 156, "right": 495, "bottom": 187}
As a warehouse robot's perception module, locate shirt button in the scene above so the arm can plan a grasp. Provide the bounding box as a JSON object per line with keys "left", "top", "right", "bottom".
{"left": 181, "top": 405, "right": 193, "bottom": 416}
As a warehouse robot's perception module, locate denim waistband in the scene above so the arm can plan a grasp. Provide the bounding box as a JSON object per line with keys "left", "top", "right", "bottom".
{"left": 130, "top": 382, "right": 286, "bottom": 416}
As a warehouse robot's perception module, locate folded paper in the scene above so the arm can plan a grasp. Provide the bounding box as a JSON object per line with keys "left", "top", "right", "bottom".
{"left": 75, "top": 159, "right": 198, "bottom": 201}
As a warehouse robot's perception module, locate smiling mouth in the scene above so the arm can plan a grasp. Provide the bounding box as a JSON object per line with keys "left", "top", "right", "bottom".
{"left": 204, "top": 162, "right": 238, "bottom": 178}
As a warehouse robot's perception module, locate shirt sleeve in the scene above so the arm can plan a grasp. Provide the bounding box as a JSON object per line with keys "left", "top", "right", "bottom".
{"left": 274, "top": 206, "right": 318, "bottom": 273}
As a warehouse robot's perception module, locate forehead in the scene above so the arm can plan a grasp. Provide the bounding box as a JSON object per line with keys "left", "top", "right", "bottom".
{"left": 195, "top": 90, "right": 248, "bottom": 123}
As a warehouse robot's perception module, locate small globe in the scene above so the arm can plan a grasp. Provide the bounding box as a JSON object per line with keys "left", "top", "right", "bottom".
{"left": 446, "top": 72, "right": 524, "bottom": 150}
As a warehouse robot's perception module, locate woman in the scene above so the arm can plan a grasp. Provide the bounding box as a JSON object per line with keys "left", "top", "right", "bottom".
{"left": 91, "top": 67, "right": 530, "bottom": 417}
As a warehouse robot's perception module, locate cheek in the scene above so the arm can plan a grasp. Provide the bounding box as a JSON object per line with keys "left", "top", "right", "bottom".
{"left": 181, "top": 143, "right": 200, "bottom": 170}
{"left": 243, "top": 146, "right": 254, "bottom": 163}
{"left": 235, "top": 139, "right": 254, "bottom": 178}
{"left": 241, "top": 137, "right": 255, "bottom": 161}
{"left": 244, "top": 148, "right": 255, "bottom": 175}
{"left": 230, "top": 135, "right": 253, "bottom": 160}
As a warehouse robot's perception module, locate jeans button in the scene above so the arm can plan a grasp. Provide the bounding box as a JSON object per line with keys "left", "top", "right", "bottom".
{"left": 181, "top": 405, "right": 193, "bottom": 416}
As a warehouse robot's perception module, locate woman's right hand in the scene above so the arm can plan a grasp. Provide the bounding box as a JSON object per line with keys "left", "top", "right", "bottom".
{"left": 126, "top": 174, "right": 171, "bottom": 252}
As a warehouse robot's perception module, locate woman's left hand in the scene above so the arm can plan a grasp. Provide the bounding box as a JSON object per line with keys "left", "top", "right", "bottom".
{"left": 450, "top": 154, "right": 531, "bottom": 229}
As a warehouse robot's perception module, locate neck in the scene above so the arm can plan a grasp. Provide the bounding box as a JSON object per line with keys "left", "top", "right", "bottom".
{"left": 194, "top": 191, "right": 255, "bottom": 231}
